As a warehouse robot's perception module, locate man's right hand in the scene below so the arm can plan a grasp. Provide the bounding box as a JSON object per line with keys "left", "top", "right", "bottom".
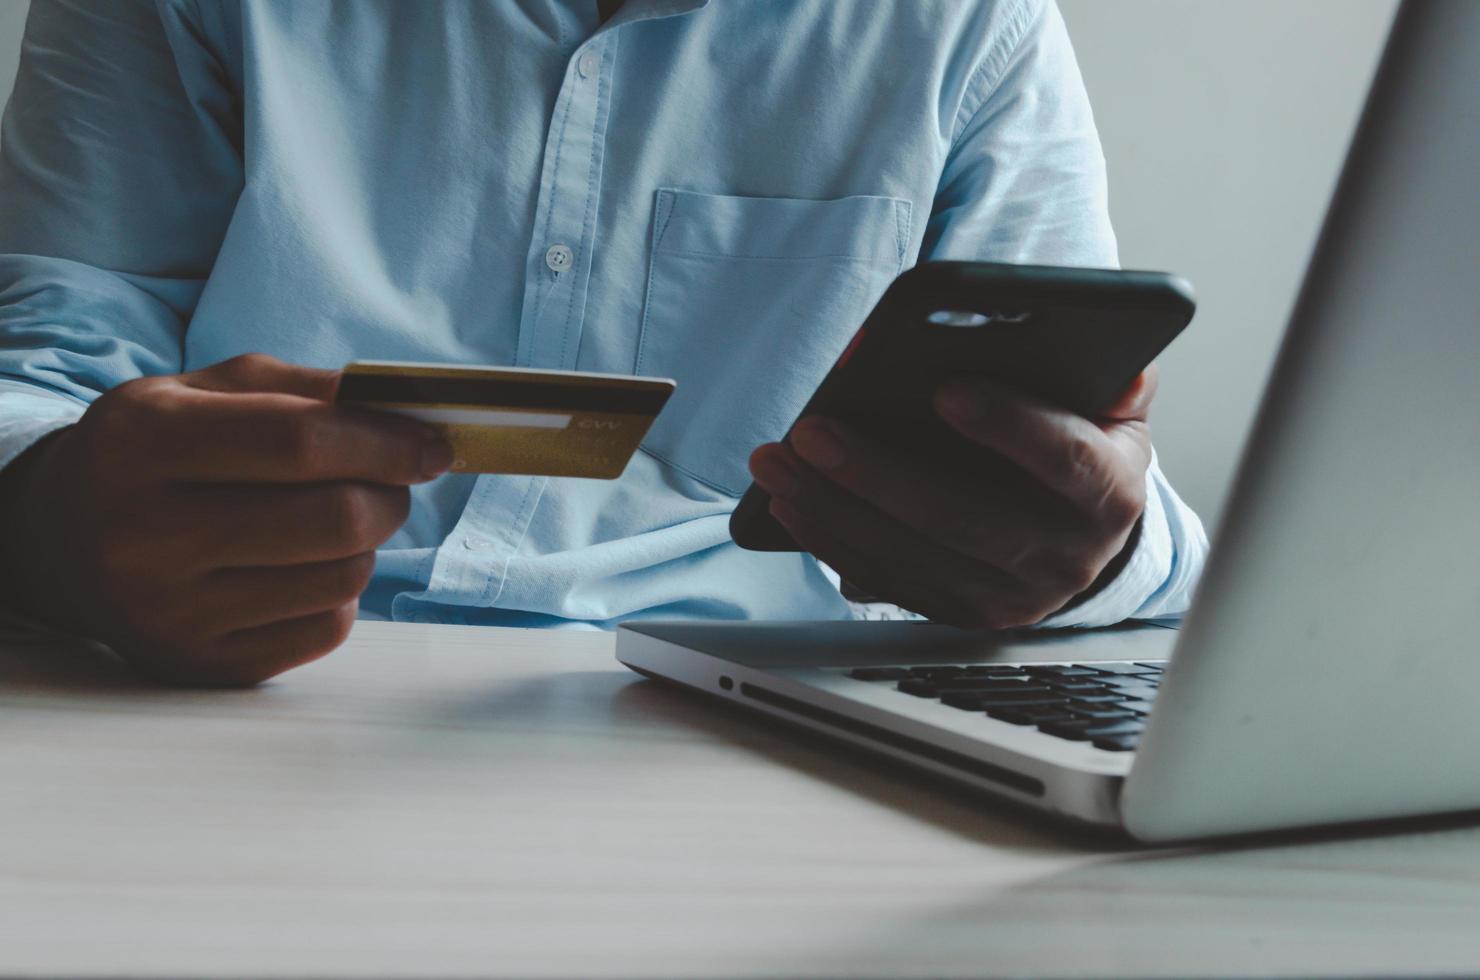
{"left": 0, "top": 354, "right": 453, "bottom": 686}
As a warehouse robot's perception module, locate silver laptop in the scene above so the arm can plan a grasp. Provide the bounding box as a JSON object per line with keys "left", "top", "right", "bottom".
{"left": 616, "top": 0, "right": 1480, "bottom": 843}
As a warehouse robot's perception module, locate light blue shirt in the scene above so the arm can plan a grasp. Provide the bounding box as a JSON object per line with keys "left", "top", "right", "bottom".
{"left": 0, "top": 0, "right": 1207, "bottom": 630}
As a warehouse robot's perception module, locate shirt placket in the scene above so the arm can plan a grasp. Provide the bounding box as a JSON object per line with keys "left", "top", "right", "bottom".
{"left": 514, "top": 36, "right": 613, "bottom": 371}
{"left": 412, "top": 31, "right": 617, "bottom": 619}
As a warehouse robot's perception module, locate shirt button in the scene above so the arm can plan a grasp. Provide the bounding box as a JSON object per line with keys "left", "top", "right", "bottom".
{"left": 462, "top": 535, "right": 489, "bottom": 551}
{"left": 545, "top": 244, "right": 574, "bottom": 273}
{"left": 578, "top": 51, "right": 599, "bottom": 79}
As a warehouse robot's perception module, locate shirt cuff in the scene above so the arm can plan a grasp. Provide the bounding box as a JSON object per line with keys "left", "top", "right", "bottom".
{"left": 810, "top": 449, "right": 1208, "bottom": 629}
{"left": 0, "top": 388, "right": 85, "bottom": 472}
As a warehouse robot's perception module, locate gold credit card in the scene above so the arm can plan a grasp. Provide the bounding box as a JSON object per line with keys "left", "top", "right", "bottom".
{"left": 336, "top": 361, "right": 676, "bottom": 479}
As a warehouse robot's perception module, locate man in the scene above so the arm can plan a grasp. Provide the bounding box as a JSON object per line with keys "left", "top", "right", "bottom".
{"left": 0, "top": 0, "right": 1207, "bottom": 686}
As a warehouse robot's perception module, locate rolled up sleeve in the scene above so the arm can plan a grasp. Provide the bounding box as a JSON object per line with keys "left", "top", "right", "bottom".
{"left": 0, "top": 0, "right": 242, "bottom": 469}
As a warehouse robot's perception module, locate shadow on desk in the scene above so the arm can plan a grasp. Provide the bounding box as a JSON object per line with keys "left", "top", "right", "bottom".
{"left": 611, "top": 673, "right": 1480, "bottom": 971}
{"left": 0, "top": 623, "right": 140, "bottom": 695}
{"left": 613, "top": 671, "right": 1480, "bottom": 859}
{"left": 838, "top": 815, "right": 1480, "bottom": 974}
{"left": 383, "top": 659, "right": 1095, "bottom": 855}
{"left": 6, "top": 640, "right": 1479, "bottom": 977}
{"left": 12, "top": 614, "right": 1480, "bottom": 910}
{"left": 610, "top": 672, "right": 1122, "bottom": 855}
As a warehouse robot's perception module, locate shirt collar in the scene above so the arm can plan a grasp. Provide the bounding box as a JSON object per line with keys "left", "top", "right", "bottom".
{"left": 599, "top": 0, "right": 710, "bottom": 32}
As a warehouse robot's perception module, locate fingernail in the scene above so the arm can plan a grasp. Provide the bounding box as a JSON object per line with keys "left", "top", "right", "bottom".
{"left": 420, "top": 433, "right": 455, "bottom": 479}
{"left": 791, "top": 423, "right": 847, "bottom": 471}
{"left": 936, "top": 383, "right": 986, "bottom": 423}
{"left": 750, "top": 452, "right": 800, "bottom": 499}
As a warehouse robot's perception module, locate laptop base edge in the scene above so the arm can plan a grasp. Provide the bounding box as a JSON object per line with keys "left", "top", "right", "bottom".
{"left": 616, "top": 627, "right": 1129, "bottom": 835}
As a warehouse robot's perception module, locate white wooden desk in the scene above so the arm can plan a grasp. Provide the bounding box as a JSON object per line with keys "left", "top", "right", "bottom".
{"left": 3, "top": 620, "right": 1480, "bottom": 978}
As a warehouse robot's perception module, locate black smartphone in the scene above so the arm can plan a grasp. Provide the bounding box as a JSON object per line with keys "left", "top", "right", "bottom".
{"left": 729, "top": 260, "right": 1196, "bottom": 552}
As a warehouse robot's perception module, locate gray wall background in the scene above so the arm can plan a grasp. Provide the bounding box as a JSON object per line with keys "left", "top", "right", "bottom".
{"left": 0, "top": 0, "right": 1398, "bottom": 527}
{"left": 0, "top": 1, "right": 22, "bottom": 113}
{"left": 1058, "top": 0, "right": 1395, "bottom": 525}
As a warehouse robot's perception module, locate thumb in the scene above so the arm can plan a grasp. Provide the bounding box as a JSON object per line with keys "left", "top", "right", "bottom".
{"left": 182, "top": 353, "right": 341, "bottom": 401}
{"left": 1102, "top": 364, "right": 1159, "bottom": 422}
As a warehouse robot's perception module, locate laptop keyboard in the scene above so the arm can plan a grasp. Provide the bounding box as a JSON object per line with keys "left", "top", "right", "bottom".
{"left": 846, "top": 661, "right": 1166, "bottom": 753}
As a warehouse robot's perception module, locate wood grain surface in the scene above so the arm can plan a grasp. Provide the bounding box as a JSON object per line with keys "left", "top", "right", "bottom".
{"left": 3, "top": 619, "right": 1479, "bottom": 977}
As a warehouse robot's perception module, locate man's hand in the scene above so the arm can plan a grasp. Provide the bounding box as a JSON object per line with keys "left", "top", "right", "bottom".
{"left": 747, "top": 368, "right": 1159, "bottom": 628}
{"left": 0, "top": 354, "right": 453, "bottom": 686}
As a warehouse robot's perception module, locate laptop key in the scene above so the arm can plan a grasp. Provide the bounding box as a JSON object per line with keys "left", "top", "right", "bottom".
{"left": 1134, "top": 663, "right": 1168, "bottom": 671}
{"left": 901, "top": 678, "right": 1056, "bottom": 698}
{"left": 939, "top": 692, "right": 1009, "bottom": 710}
{"left": 938, "top": 678, "right": 1053, "bottom": 694}
{"left": 943, "top": 694, "right": 1066, "bottom": 711}
{"left": 1038, "top": 718, "right": 1146, "bottom": 741}
{"left": 1069, "top": 707, "right": 1138, "bottom": 722}
{"left": 1092, "top": 735, "right": 1141, "bottom": 752}
{"left": 1080, "top": 662, "right": 1148, "bottom": 675}
{"left": 1117, "top": 699, "right": 1156, "bottom": 714}
{"left": 973, "top": 689, "right": 1072, "bottom": 704}
{"left": 1066, "top": 695, "right": 1128, "bottom": 706}
{"left": 919, "top": 667, "right": 970, "bottom": 681}
{"left": 848, "top": 667, "right": 910, "bottom": 681}
{"left": 961, "top": 665, "right": 1033, "bottom": 676}
{"left": 985, "top": 700, "right": 1073, "bottom": 713}
{"left": 907, "top": 665, "right": 963, "bottom": 677}
{"left": 1108, "top": 690, "right": 1158, "bottom": 706}
{"left": 988, "top": 708, "right": 1078, "bottom": 726}
{"left": 1023, "top": 665, "right": 1102, "bottom": 678}
{"left": 1048, "top": 680, "right": 1114, "bottom": 694}
{"left": 1080, "top": 720, "right": 1146, "bottom": 738}
{"left": 1103, "top": 680, "right": 1160, "bottom": 697}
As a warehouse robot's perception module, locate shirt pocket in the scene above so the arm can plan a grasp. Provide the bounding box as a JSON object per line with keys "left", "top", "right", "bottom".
{"left": 635, "top": 188, "right": 912, "bottom": 496}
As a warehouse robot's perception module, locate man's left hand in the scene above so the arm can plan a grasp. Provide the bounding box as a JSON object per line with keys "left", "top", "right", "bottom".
{"left": 746, "top": 367, "right": 1158, "bottom": 628}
